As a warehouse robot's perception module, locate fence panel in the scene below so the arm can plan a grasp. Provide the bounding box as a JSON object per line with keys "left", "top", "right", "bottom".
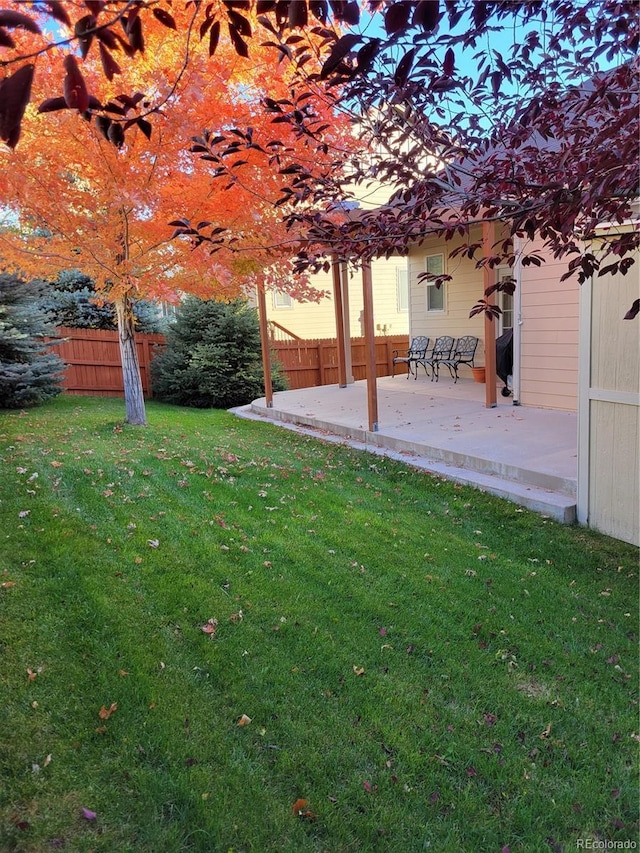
{"left": 47, "top": 329, "right": 410, "bottom": 396}
{"left": 272, "top": 335, "right": 409, "bottom": 389}
{"left": 49, "top": 327, "right": 165, "bottom": 398}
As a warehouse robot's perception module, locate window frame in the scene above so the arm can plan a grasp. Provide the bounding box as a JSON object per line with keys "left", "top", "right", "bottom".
{"left": 396, "top": 267, "right": 409, "bottom": 313}
{"left": 273, "top": 290, "right": 293, "bottom": 310}
{"left": 425, "top": 253, "right": 446, "bottom": 314}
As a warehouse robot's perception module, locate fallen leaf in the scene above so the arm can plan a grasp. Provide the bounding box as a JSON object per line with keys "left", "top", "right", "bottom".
{"left": 98, "top": 702, "right": 118, "bottom": 720}
{"left": 539, "top": 722, "right": 552, "bottom": 739}
{"left": 50, "top": 460, "right": 63, "bottom": 468}
{"left": 1, "top": 581, "right": 17, "bottom": 588}
{"left": 237, "top": 714, "right": 251, "bottom": 726}
{"left": 292, "top": 798, "right": 308, "bottom": 815}
{"left": 201, "top": 618, "right": 218, "bottom": 635}
{"left": 353, "top": 666, "right": 365, "bottom": 676}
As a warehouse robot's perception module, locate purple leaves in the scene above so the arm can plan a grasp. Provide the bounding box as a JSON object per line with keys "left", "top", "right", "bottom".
{"left": 0, "top": 64, "right": 34, "bottom": 149}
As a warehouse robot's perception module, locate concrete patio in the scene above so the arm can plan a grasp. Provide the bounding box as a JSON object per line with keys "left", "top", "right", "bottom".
{"left": 235, "top": 371, "right": 578, "bottom": 523}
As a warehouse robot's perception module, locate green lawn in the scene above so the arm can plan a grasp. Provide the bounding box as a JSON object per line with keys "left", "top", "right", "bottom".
{"left": 1, "top": 396, "right": 637, "bottom": 853}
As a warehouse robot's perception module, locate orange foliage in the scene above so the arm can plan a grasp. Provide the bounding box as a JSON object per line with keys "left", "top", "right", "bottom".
{"left": 0, "top": 6, "right": 354, "bottom": 305}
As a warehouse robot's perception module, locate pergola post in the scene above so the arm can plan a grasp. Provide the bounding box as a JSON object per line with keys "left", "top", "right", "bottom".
{"left": 331, "top": 255, "right": 348, "bottom": 388}
{"left": 362, "top": 261, "right": 379, "bottom": 432}
{"left": 482, "top": 221, "right": 498, "bottom": 408}
{"left": 256, "top": 280, "right": 273, "bottom": 408}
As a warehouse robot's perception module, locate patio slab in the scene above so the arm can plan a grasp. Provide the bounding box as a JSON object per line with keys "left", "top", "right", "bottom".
{"left": 235, "top": 373, "right": 578, "bottom": 522}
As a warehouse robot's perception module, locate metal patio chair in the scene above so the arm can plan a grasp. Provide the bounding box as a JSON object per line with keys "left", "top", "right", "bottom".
{"left": 433, "top": 335, "right": 479, "bottom": 382}
{"left": 415, "top": 335, "right": 455, "bottom": 381}
{"left": 392, "top": 336, "right": 430, "bottom": 379}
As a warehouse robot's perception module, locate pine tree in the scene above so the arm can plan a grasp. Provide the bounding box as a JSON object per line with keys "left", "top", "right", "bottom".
{"left": 42, "top": 269, "right": 167, "bottom": 333}
{"left": 0, "top": 275, "right": 63, "bottom": 408}
{"left": 152, "top": 297, "right": 287, "bottom": 409}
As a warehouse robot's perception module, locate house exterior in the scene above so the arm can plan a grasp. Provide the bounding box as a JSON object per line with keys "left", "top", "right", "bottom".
{"left": 266, "top": 255, "right": 409, "bottom": 340}
{"left": 265, "top": 179, "right": 410, "bottom": 341}
{"left": 407, "top": 226, "right": 639, "bottom": 545}
{"left": 407, "top": 225, "right": 580, "bottom": 412}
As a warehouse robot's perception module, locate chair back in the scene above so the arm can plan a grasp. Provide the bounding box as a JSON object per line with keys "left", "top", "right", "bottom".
{"left": 431, "top": 336, "right": 454, "bottom": 358}
{"left": 409, "top": 336, "right": 430, "bottom": 357}
{"left": 453, "top": 336, "right": 479, "bottom": 360}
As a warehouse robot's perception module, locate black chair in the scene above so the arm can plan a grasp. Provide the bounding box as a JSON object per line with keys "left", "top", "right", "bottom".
{"left": 434, "top": 336, "right": 479, "bottom": 382}
{"left": 415, "top": 335, "right": 454, "bottom": 381}
{"left": 392, "top": 336, "right": 430, "bottom": 379}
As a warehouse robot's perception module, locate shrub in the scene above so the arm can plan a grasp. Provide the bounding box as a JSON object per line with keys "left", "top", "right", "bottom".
{"left": 0, "top": 274, "right": 64, "bottom": 408}
{"left": 151, "top": 296, "right": 287, "bottom": 409}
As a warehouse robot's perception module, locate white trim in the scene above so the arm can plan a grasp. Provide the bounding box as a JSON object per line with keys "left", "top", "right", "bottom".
{"left": 425, "top": 253, "right": 446, "bottom": 313}
{"left": 273, "top": 290, "right": 293, "bottom": 309}
{"left": 577, "top": 275, "right": 593, "bottom": 526}
{"left": 588, "top": 388, "right": 640, "bottom": 406}
{"left": 396, "top": 267, "right": 409, "bottom": 312}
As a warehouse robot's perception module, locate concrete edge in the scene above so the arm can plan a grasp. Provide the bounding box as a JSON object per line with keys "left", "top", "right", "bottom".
{"left": 231, "top": 404, "right": 577, "bottom": 525}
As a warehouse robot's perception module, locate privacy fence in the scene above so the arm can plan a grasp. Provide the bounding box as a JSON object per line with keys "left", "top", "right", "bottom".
{"left": 47, "top": 328, "right": 410, "bottom": 396}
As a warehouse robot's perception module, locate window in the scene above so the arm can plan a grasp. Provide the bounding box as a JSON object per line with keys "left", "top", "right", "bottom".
{"left": 425, "top": 254, "right": 445, "bottom": 313}
{"left": 273, "top": 290, "right": 293, "bottom": 309}
{"left": 497, "top": 267, "right": 514, "bottom": 332}
{"left": 396, "top": 268, "right": 409, "bottom": 312}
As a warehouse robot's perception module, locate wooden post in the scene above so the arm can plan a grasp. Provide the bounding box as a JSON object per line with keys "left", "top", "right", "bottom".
{"left": 482, "top": 221, "right": 497, "bottom": 408}
{"left": 332, "top": 255, "right": 348, "bottom": 387}
{"left": 256, "top": 281, "right": 273, "bottom": 407}
{"left": 361, "top": 262, "right": 379, "bottom": 431}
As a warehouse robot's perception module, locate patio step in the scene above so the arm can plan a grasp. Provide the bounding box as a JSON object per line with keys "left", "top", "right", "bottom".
{"left": 233, "top": 405, "right": 577, "bottom": 524}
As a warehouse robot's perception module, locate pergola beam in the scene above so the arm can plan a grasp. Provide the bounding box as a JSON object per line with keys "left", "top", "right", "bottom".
{"left": 482, "top": 221, "right": 498, "bottom": 408}
{"left": 362, "top": 261, "right": 379, "bottom": 431}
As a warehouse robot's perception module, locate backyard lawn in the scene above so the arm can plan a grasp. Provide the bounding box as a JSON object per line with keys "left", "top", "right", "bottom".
{"left": 0, "top": 396, "right": 637, "bottom": 853}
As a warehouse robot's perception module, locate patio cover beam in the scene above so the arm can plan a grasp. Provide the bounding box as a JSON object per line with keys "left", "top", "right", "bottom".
{"left": 483, "top": 221, "right": 498, "bottom": 408}
{"left": 256, "top": 280, "right": 273, "bottom": 408}
{"left": 362, "top": 261, "right": 379, "bottom": 431}
{"left": 331, "top": 255, "right": 348, "bottom": 388}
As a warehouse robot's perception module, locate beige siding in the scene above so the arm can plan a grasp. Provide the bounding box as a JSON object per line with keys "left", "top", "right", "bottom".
{"left": 267, "top": 258, "right": 409, "bottom": 339}
{"left": 519, "top": 245, "right": 579, "bottom": 411}
{"left": 589, "top": 399, "right": 639, "bottom": 544}
{"left": 581, "top": 261, "right": 640, "bottom": 545}
{"left": 407, "top": 227, "right": 486, "bottom": 361}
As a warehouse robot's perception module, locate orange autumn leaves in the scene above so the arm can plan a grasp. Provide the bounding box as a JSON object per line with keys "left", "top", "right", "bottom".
{"left": 0, "top": 8, "right": 357, "bottom": 306}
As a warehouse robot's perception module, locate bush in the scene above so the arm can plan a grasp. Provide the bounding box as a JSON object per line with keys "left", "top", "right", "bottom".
{"left": 43, "top": 269, "right": 168, "bottom": 333}
{"left": 151, "top": 296, "right": 287, "bottom": 409}
{"left": 0, "top": 275, "right": 64, "bottom": 408}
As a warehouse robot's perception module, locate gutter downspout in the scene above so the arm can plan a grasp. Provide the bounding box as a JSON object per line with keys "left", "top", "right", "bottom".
{"left": 512, "top": 236, "right": 523, "bottom": 406}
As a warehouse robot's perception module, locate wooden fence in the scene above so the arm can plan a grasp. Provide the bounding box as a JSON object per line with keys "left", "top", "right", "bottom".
{"left": 47, "top": 328, "right": 410, "bottom": 396}
{"left": 48, "top": 327, "right": 166, "bottom": 398}
{"left": 272, "top": 335, "right": 410, "bottom": 389}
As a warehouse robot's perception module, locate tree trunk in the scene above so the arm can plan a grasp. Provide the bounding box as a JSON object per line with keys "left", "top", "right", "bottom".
{"left": 114, "top": 294, "right": 147, "bottom": 426}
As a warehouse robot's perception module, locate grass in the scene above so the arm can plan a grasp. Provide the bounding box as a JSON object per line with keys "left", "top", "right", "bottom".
{"left": 0, "top": 395, "right": 638, "bottom": 853}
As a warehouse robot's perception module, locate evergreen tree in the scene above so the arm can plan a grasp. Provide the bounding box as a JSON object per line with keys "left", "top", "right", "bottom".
{"left": 152, "top": 297, "right": 287, "bottom": 409}
{"left": 0, "top": 275, "right": 63, "bottom": 408}
{"left": 43, "top": 269, "right": 168, "bottom": 333}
